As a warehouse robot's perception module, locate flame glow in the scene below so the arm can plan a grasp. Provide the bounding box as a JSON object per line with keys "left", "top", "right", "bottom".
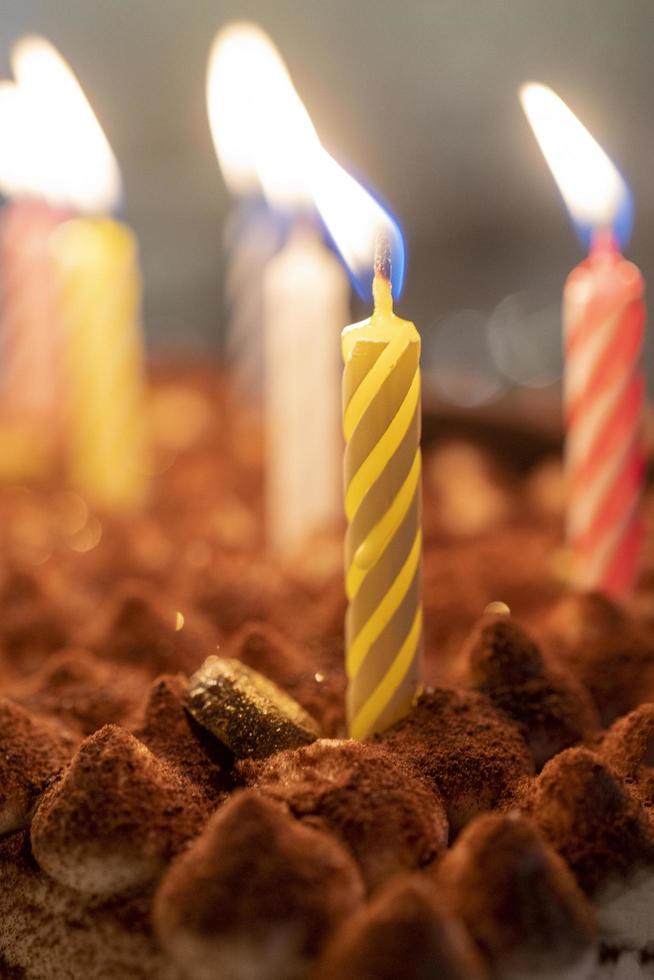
{"left": 207, "top": 22, "right": 317, "bottom": 207}
{"left": 310, "top": 150, "right": 405, "bottom": 299}
{"left": 0, "top": 36, "right": 120, "bottom": 212}
{"left": 207, "top": 21, "right": 406, "bottom": 298}
{"left": 520, "top": 82, "right": 633, "bottom": 247}
{"left": 0, "top": 82, "right": 30, "bottom": 199}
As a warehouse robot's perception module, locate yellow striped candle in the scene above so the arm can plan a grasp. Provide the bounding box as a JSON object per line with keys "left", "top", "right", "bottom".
{"left": 50, "top": 218, "right": 148, "bottom": 511}
{"left": 343, "top": 254, "right": 423, "bottom": 740}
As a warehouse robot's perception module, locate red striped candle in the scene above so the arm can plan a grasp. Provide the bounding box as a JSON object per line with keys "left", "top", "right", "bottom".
{"left": 564, "top": 233, "right": 645, "bottom": 596}
{"left": 520, "top": 82, "right": 647, "bottom": 599}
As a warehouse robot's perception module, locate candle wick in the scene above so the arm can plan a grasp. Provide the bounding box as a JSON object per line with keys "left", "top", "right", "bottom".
{"left": 373, "top": 232, "right": 391, "bottom": 283}
{"left": 373, "top": 233, "right": 393, "bottom": 315}
{"left": 590, "top": 228, "right": 619, "bottom": 255}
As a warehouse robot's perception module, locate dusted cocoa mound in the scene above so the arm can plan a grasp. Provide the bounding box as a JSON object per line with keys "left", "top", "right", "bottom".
{"left": 528, "top": 747, "right": 654, "bottom": 896}
{"left": 292, "top": 575, "right": 347, "bottom": 646}
{"left": 379, "top": 688, "right": 533, "bottom": 834}
{"left": 132, "top": 673, "right": 231, "bottom": 801}
{"left": 545, "top": 592, "right": 628, "bottom": 647}
{"left": 230, "top": 621, "right": 307, "bottom": 683}
{"left": 0, "top": 831, "right": 180, "bottom": 980}
{"left": 84, "top": 581, "right": 219, "bottom": 676}
{"left": 314, "top": 874, "right": 488, "bottom": 980}
{"left": 420, "top": 526, "right": 562, "bottom": 683}
{"left": 0, "top": 566, "right": 44, "bottom": 606}
{"left": 558, "top": 639, "right": 654, "bottom": 729}
{"left": 466, "top": 612, "right": 543, "bottom": 688}
{"left": 0, "top": 568, "right": 68, "bottom": 670}
{"left": 0, "top": 697, "right": 75, "bottom": 835}
{"left": 7, "top": 648, "right": 146, "bottom": 736}
{"left": 543, "top": 593, "right": 654, "bottom": 725}
{"left": 600, "top": 703, "right": 654, "bottom": 805}
{"left": 31, "top": 724, "right": 209, "bottom": 896}
{"left": 465, "top": 615, "right": 599, "bottom": 769}
{"left": 153, "top": 790, "right": 364, "bottom": 980}
{"left": 239, "top": 738, "right": 448, "bottom": 891}
{"left": 191, "top": 560, "right": 281, "bottom": 636}
{"left": 436, "top": 812, "right": 596, "bottom": 980}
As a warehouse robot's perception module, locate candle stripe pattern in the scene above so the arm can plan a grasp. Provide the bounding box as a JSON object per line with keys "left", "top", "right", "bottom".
{"left": 564, "top": 252, "right": 645, "bottom": 597}
{"left": 343, "top": 318, "right": 423, "bottom": 740}
{"left": 0, "top": 200, "right": 67, "bottom": 426}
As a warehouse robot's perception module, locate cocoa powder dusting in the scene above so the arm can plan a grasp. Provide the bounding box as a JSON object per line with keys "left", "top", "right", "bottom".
{"left": 528, "top": 747, "right": 654, "bottom": 895}
{"left": 436, "top": 812, "right": 595, "bottom": 972}
{"left": 239, "top": 738, "right": 448, "bottom": 891}
{"left": 153, "top": 790, "right": 364, "bottom": 976}
{"left": 380, "top": 687, "right": 534, "bottom": 834}
{"left": 0, "top": 371, "right": 653, "bottom": 978}
{"left": 465, "top": 616, "right": 600, "bottom": 768}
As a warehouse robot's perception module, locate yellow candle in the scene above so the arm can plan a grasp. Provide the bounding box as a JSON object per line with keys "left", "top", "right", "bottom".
{"left": 50, "top": 217, "right": 148, "bottom": 511}
{"left": 342, "top": 258, "right": 423, "bottom": 740}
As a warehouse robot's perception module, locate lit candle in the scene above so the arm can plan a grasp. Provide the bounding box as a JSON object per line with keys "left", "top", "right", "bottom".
{"left": 0, "top": 200, "right": 68, "bottom": 429}
{"left": 521, "top": 82, "right": 645, "bottom": 597}
{"left": 312, "top": 156, "right": 421, "bottom": 739}
{"left": 11, "top": 36, "right": 148, "bottom": 511}
{"left": 208, "top": 23, "right": 350, "bottom": 555}
{"left": 207, "top": 23, "right": 285, "bottom": 398}
{"left": 263, "top": 224, "right": 349, "bottom": 554}
{"left": 0, "top": 74, "right": 70, "bottom": 468}
{"left": 52, "top": 218, "right": 147, "bottom": 511}
{"left": 221, "top": 199, "right": 282, "bottom": 396}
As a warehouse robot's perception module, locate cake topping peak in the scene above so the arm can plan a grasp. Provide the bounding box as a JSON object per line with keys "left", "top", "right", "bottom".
{"left": 316, "top": 874, "right": 488, "bottom": 980}
{"left": 31, "top": 723, "right": 207, "bottom": 895}
{"left": 154, "top": 790, "right": 364, "bottom": 979}
{"left": 240, "top": 737, "right": 448, "bottom": 890}
{"left": 436, "top": 812, "right": 595, "bottom": 976}
{"left": 529, "top": 747, "right": 654, "bottom": 894}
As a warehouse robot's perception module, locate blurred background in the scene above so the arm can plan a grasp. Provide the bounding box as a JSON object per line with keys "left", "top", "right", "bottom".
{"left": 1, "top": 0, "right": 652, "bottom": 403}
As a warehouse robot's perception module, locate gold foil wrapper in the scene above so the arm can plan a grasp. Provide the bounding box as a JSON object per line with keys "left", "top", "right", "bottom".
{"left": 186, "top": 657, "right": 321, "bottom": 759}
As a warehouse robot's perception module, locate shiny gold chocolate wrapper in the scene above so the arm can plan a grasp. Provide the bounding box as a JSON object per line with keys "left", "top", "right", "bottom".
{"left": 186, "top": 657, "right": 321, "bottom": 759}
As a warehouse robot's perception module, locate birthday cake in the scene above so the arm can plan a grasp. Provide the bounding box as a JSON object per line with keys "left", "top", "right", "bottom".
{"left": 1, "top": 371, "right": 654, "bottom": 980}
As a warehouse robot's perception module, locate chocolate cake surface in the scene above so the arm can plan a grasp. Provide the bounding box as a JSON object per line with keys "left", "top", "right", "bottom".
{"left": 1, "top": 371, "right": 654, "bottom": 978}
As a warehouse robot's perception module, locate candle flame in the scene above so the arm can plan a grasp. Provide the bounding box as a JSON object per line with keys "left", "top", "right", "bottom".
{"left": 310, "top": 150, "right": 405, "bottom": 300}
{"left": 520, "top": 82, "right": 633, "bottom": 248}
{"left": 206, "top": 21, "right": 405, "bottom": 297}
{"left": 0, "top": 36, "right": 121, "bottom": 212}
{"left": 207, "top": 22, "right": 317, "bottom": 207}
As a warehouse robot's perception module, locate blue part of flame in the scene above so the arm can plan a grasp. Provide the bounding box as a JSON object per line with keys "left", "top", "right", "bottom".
{"left": 568, "top": 167, "right": 635, "bottom": 252}
{"left": 319, "top": 176, "right": 406, "bottom": 302}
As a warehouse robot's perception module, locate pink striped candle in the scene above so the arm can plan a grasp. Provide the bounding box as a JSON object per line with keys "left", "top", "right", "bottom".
{"left": 0, "top": 198, "right": 69, "bottom": 427}
{"left": 564, "top": 233, "right": 645, "bottom": 596}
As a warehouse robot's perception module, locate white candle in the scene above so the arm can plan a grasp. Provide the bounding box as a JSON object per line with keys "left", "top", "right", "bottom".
{"left": 207, "top": 26, "right": 284, "bottom": 401}
{"left": 263, "top": 226, "right": 349, "bottom": 555}
{"left": 222, "top": 199, "right": 281, "bottom": 397}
